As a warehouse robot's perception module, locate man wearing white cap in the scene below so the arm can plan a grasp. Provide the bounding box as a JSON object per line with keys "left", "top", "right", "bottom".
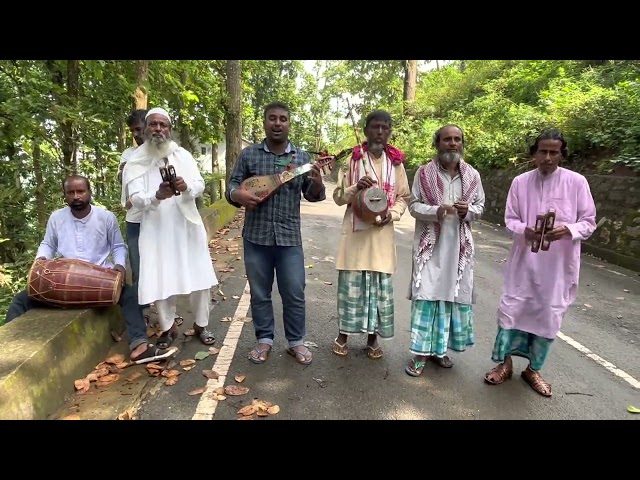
{"left": 122, "top": 107, "right": 218, "bottom": 348}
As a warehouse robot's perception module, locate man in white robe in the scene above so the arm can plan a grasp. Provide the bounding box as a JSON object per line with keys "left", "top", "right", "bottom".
{"left": 122, "top": 107, "right": 218, "bottom": 348}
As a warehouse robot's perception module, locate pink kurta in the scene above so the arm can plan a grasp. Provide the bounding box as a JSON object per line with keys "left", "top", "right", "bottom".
{"left": 498, "top": 167, "right": 597, "bottom": 339}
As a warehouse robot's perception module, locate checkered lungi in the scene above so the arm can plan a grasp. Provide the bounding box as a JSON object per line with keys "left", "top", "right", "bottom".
{"left": 490, "top": 326, "right": 554, "bottom": 371}
{"left": 337, "top": 270, "right": 394, "bottom": 338}
{"left": 409, "top": 300, "right": 475, "bottom": 357}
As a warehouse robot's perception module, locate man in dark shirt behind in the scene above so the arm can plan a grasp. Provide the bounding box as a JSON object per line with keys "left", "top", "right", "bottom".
{"left": 225, "top": 101, "right": 325, "bottom": 366}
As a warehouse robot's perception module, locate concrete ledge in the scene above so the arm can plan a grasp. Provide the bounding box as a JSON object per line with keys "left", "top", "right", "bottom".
{"left": 0, "top": 203, "right": 239, "bottom": 420}
{"left": 200, "top": 200, "right": 238, "bottom": 241}
{"left": 0, "top": 306, "right": 122, "bottom": 420}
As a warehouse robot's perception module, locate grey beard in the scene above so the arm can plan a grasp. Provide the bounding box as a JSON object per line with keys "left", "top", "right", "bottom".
{"left": 368, "top": 142, "right": 385, "bottom": 156}
{"left": 439, "top": 151, "right": 462, "bottom": 166}
{"left": 148, "top": 137, "right": 172, "bottom": 159}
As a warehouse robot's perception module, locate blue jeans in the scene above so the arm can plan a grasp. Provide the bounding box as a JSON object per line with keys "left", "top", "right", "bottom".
{"left": 4, "top": 285, "right": 148, "bottom": 352}
{"left": 243, "top": 239, "right": 306, "bottom": 348}
{"left": 126, "top": 221, "right": 149, "bottom": 309}
{"left": 126, "top": 221, "right": 142, "bottom": 286}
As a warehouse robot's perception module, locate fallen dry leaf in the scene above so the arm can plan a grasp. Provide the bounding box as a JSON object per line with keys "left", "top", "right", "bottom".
{"left": 105, "top": 354, "right": 125, "bottom": 365}
{"left": 96, "top": 373, "right": 120, "bottom": 387}
{"left": 115, "top": 362, "right": 130, "bottom": 370}
{"left": 184, "top": 328, "right": 195, "bottom": 336}
{"left": 94, "top": 361, "right": 107, "bottom": 370}
{"left": 74, "top": 378, "right": 91, "bottom": 394}
{"left": 251, "top": 399, "right": 273, "bottom": 409}
{"left": 237, "top": 415, "right": 254, "bottom": 420}
{"left": 91, "top": 367, "right": 110, "bottom": 378}
{"left": 179, "top": 359, "right": 196, "bottom": 367}
{"left": 161, "top": 369, "right": 181, "bottom": 378}
{"left": 61, "top": 414, "right": 81, "bottom": 420}
{"left": 188, "top": 387, "right": 207, "bottom": 396}
{"left": 202, "top": 370, "right": 219, "bottom": 380}
{"left": 237, "top": 405, "right": 257, "bottom": 416}
{"left": 214, "top": 387, "right": 225, "bottom": 395}
{"left": 183, "top": 365, "right": 195, "bottom": 371}
{"left": 215, "top": 395, "right": 227, "bottom": 401}
{"left": 323, "top": 281, "right": 333, "bottom": 285}
{"left": 234, "top": 375, "right": 246, "bottom": 383}
{"left": 236, "top": 256, "right": 241, "bottom": 260}
{"left": 256, "top": 409, "right": 269, "bottom": 417}
{"left": 165, "top": 376, "right": 179, "bottom": 386}
{"left": 126, "top": 372, "right": 142, "bottom": 383}
{"left": 209, "top": 347, "right": 221, "bottom": 355}
{"left": 146, "top": 363, "right": 164, "bottom": 376}
{"left": 224, "top": 385, "right": 250, "bottom": 396}
{"left": 117, "top": 408, "right": 135, "bottom": 420}
{"left": 85, "top": 373, "right": 99, "bottom": 383}
{"left": 267, "top": 405, "right": 280, "bottom": 415}
{"left": 195, "top": 351, "right": 210, "bottom": 360}
{"left": 232, "top": 295, "right": 240, "bottom": 300}
{"left": 221, "top": 316, "right": 232, "bottom": 322}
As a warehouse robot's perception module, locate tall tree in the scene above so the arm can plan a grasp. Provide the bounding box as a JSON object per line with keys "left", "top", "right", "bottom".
{"left": 225, "top": 60, "right": 242, "bottom": 183}
{"left": 403, "top": 60, "right": 417, "bottom": 116}
{"left": 135, "top": 60, "right": 149, "bottom": 110}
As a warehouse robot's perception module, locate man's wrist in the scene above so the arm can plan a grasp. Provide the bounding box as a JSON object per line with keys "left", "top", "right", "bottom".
{"left": 229, "top": 187, "right": 238, "bottom": 202}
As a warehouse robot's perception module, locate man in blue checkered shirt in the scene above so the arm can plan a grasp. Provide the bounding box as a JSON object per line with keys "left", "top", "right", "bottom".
{"left": 226, "top": 101, "right": 325, "bottom": 366}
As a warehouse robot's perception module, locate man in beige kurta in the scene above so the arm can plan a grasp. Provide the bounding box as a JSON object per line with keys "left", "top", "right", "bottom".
{"left": 332, "top": 109, "right": 410, "bottom": 359}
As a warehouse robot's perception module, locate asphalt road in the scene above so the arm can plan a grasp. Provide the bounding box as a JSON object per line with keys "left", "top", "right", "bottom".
{"left": 56, "top": 180, "right": 640, "bottom": 420}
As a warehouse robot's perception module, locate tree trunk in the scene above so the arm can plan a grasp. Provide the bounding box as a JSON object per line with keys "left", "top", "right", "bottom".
{"left": 32, "top": 141, "right": 46, "bottom": 229}
{"left": 403, "top": 60, "right": 418, "bottom": 117}
{"left": 225, "top": 60, "right": 242, "bottom": 183}
{"left": 47, "top": 60, "right": 79, "bottom": 175}
{"left": 212, "top": 143, "right": 219, "bottom": 173}
{"left": 135, "top": 60, "right": 149, "bottom": 110}
{"left": 117, "top": 119, "right": 126, "bottom": 153}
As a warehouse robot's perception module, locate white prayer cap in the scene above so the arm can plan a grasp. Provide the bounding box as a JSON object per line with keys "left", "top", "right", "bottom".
{"left": 145, "top": 107, "right": 172, "bottom": 125}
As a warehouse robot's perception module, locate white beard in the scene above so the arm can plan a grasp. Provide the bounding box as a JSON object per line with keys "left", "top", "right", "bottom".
{"left": 148, "top": 137, "right": 174, "bottom": 159}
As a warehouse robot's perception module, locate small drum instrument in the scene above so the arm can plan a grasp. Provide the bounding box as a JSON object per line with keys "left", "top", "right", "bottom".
{"left": 28, "top": 258, "right": 124, "bottom": 308}
{"left": 352, "top": 187, "right": 389, "bottom": 224}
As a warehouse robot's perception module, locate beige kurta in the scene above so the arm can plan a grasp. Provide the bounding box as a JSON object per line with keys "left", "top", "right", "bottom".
{"left": 333, "top": 154, "right": 410, "bottom": 274}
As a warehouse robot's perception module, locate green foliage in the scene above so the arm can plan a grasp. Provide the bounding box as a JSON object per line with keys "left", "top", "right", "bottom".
{"left": 2, "top": 59, "right": 640, "bottom": 320}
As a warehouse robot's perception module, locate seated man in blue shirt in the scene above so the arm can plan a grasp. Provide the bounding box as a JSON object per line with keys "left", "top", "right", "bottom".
{"left": 4, "top": 175, "right": 177, "bottom": 365}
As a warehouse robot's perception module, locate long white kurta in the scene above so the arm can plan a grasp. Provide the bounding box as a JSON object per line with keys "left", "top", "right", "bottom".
{"left": 407, "top": 164, "right": 485, "bottom": 305}
{"left": 126, "top": 146, "right": 218, "bottom": 306}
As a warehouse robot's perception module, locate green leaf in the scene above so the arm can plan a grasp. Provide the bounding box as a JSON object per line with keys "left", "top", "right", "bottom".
{"left": 194, "top": 351, "right": 210, "bottom": 361}
{"left": 627, "top": 405, "right": 640, "bottom": 414}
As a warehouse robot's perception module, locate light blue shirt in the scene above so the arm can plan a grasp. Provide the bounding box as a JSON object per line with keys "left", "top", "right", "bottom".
{"left": 36, "top": 205, "right": 127, "bottom": 268}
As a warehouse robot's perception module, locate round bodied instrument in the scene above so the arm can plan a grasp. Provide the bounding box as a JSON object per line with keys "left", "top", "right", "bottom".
{"left": 27, "top": 258, "right": 124, "bottom": 308}
{"left": 352, "top": 187, "right": 389, "bottom": 224}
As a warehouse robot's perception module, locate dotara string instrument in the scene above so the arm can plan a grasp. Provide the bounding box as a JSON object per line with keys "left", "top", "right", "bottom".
{"left": 240, "top": 148, "right": 354, "bottom": 203}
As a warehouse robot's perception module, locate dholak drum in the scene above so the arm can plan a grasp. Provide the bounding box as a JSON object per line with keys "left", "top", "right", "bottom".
{"left": 352, "top": 187, "right": 389, "bottom": 224}
{"left": 28, "top": 258, "right": 124, "bottom": 308}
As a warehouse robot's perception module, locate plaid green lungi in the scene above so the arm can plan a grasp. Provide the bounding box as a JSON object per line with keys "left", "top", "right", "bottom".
{"left": 490, "top": 326, "right": 554, "bottom": 371}
{"left": 409, "top": 300, "right": 475, "bottom": 357}
{"left": 337, "top": 270, "right": 394, "bottom": 338}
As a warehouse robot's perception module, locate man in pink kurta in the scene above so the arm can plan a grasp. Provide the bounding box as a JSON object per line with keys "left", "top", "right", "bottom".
{"left": 484, "top": 128, "right": 596, "bottom": 397}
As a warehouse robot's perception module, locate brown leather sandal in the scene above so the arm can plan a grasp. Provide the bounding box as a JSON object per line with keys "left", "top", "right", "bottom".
{"left": 484, "top": 362, "right": 513, "bottom": 385}
{"left": 332, "top": 338, "right": 348, "bottom": 356}
{"left": 366, "top": 345, "right": 383, "bottom": 360}
{"left": 521, "top": 367, "right": 552, "bottom": 397}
